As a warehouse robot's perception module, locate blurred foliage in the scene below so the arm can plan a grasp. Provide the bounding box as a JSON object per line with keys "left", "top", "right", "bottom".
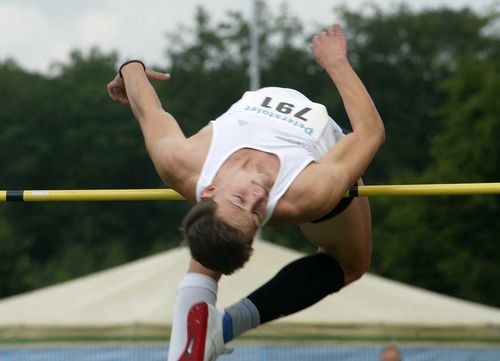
{"left": 1, "top": 3, "right": 499, "bottom": 307}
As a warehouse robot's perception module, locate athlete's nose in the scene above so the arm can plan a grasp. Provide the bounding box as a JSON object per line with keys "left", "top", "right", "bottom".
{"left": 252, "top": 187, "right": 264, "bottom": 196}
{"left": 239, "top": 190, "right": 260, "bottom": 210}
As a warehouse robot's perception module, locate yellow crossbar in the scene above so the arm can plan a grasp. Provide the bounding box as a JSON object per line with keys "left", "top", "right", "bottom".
{"left": 0, "top": 189, "right": 184, "bottom": 202}
{"left": 1, "top": 183, "right": 499, "bottom": 202}
{"left": 350, "top": 183, "right": 500, "bottom": 197}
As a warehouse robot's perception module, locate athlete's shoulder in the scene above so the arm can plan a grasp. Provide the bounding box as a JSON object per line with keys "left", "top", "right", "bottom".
{"left": 158, "top": 125, "right": 213, "bottom": 203}
{"left": 269, "top": 163, "right": 347, "bottom": 226}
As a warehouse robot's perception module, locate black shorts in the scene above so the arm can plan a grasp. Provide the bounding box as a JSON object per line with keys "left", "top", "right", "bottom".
{"left": 310, "top": 195, "right": 354, "bottom": 223}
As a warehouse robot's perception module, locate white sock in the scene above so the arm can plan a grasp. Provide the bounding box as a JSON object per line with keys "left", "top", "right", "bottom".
{"left": 167, "top": 273, "right": 218, "bottom": 360}
{"left": 223, "top": 298, "right": 260, "bottom": 341}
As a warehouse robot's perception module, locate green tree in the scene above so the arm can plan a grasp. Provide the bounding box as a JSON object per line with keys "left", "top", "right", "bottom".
{"left": 0, "top": 51, "right": 190, "bottom": 296}
{"left": 372, "top": 45, "right": 500, "bottom": 306}
{"left": 341, "top": 5, "right": 496, "bottom": 181}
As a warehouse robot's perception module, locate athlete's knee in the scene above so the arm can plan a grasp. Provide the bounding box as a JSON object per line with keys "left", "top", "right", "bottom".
{"left": 328, "top": 231, "right": 372, "bottom": 286}
{"left": 342, "top": 249, "right": 371, "bottom": 285}
{"left": 343, "top": 265, "right": 368, "bottom": 285}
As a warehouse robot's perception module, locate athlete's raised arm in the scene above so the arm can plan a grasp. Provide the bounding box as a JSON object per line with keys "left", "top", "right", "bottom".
{"left": 311, "top": 25, "right": 385, "bottom": 205}
{"left": 107, "top": 61, "right": 193, "bottom": 192}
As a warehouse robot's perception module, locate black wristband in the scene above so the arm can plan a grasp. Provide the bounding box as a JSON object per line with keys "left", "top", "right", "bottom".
{"left": 119, "top": 60, "right": 146, "bottom": 78}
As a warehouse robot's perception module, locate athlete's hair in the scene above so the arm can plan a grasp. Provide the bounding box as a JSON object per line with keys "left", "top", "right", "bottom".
{"left": 181, "top": 199, "right": 254, "bottom": 275}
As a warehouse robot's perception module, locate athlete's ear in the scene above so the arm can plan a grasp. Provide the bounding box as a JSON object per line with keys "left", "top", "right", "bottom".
{"left": 200, "top": 185, "right": 217, "bottom": 200}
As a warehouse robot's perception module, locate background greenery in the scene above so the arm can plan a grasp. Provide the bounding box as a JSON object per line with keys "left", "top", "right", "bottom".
{"left": 1, "top": 3, "right": 499, "bottom": 307}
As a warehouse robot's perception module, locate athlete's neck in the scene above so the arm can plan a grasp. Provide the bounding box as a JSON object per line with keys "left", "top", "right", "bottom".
{"left": 214, "top": 148, "right": 280, "bottom": 189}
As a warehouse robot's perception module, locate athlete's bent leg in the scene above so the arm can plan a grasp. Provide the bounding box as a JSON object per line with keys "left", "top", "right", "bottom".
{"left": 299, "top": 195, "right": 372, "bottom": 285}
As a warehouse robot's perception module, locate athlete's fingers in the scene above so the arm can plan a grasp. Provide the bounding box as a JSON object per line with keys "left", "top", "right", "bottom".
{"left": 146, "top": 69, "right": 171, "bottom": 81}
{"left": 327, "top": 24, "right": 342, "bottom": 36}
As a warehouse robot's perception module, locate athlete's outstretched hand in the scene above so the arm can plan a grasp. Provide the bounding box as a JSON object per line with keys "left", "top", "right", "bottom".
{"left": 107, "top": 66, "right": 170, "bottom": 104}
{"left": 310, "top": 24, "right": 348, "bottom": 71}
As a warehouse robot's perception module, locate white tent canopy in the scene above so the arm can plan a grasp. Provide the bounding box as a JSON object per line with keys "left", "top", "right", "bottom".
{"left": 1, "top": 240, "right": 499, "bottom": 341}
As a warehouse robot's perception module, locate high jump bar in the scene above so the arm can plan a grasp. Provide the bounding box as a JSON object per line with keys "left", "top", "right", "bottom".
{"left": 1, "top": 183, "right": 500, "bottom": 202}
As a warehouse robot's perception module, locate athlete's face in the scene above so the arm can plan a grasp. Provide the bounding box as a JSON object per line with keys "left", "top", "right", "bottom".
{"left": 201, "top": 173, "right": 270, "bottom": 237}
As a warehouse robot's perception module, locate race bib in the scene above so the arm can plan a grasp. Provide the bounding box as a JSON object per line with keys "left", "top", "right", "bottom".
{"left": 234, "top": 91, "right": 329, "bottom": 142}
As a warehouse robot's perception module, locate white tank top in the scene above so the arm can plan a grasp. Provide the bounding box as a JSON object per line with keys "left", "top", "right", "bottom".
{"left": 196, "top": 87, "right": 345, "bottom": 224}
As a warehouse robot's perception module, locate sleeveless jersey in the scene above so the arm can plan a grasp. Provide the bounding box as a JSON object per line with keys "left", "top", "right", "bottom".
{"left": 196, "top": 87, "right": 345, "bottom": 224}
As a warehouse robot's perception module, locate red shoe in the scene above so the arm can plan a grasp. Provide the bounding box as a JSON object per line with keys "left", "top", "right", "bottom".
{"left": 177, "top": 302, "right": 230, "bottom": 361}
